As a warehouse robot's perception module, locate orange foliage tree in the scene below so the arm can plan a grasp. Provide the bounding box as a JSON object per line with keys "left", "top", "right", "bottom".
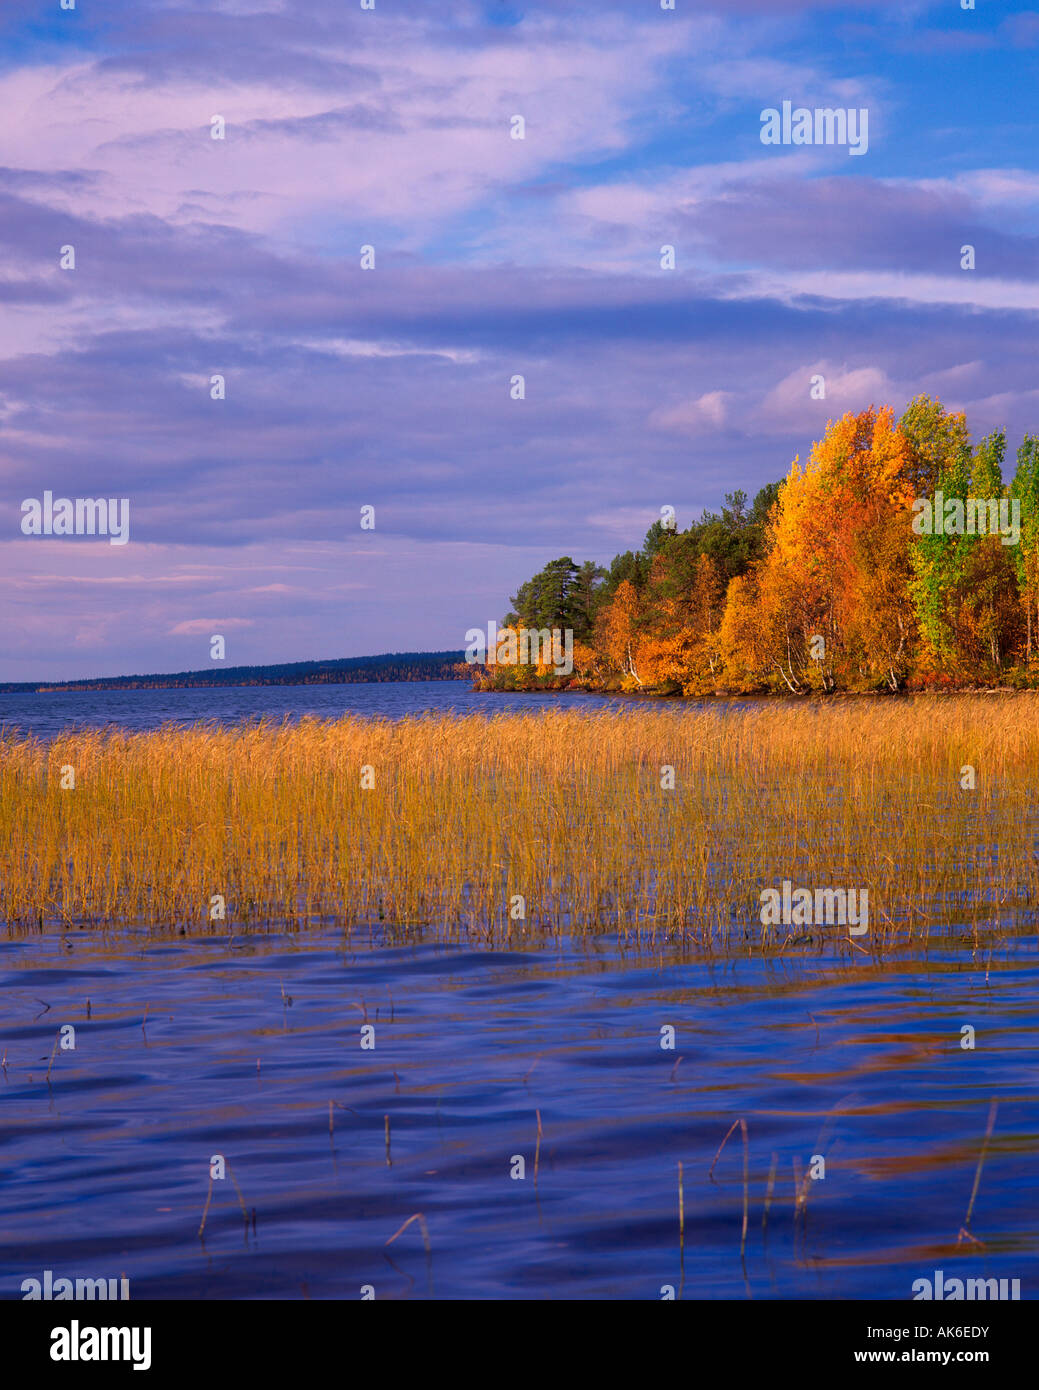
{"left": 735, "top": 407, "right": 918, "bottom": 691}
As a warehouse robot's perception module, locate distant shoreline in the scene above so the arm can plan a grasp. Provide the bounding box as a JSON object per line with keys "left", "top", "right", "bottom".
{"left": 0, "top": 650, "right": 468, "bottom": 694}
{"left": 28, "top": 675, "right": 472, "bottom": 693}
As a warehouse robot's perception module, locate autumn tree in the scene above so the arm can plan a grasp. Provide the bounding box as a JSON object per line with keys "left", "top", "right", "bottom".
{"left": 597, "top": 578, "right": 647, "bottom": 688}
{"left": 493, "top": 401, "right": 1039, "bottom": 694}
{"left": 747, "top": 408, "right": 917, "bottom": 691}
{"left": 899, "top": 394, "right": 970, "bottom": 497}
{"left": 1010, "top": 434, "right": 1039, "bottom": 662}
{"left": 910, "top": 429, "right": 1021, "bottom": 675}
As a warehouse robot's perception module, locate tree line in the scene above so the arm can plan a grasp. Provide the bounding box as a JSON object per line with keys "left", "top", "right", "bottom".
{"left": 479, "top": 396, "right": 1039, "bottom": 694}
{"left": 12, "top": 651, "right": 469, "bottom": 694}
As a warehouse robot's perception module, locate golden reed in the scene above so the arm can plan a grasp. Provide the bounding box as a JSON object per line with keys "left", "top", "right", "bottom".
{"left": 1, "top": 698, "right": 1036, "bottom": 942}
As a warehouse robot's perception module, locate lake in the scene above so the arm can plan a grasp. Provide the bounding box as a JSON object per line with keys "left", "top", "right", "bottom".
{"left": 0, "top": 682, "right": 1036, "bottom": 1301}
{"left": 0, "top": 678, "right": 634, "bottom": 740}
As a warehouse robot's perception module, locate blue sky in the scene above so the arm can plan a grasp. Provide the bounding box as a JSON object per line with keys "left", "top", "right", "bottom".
{"left": 2, "top": 0, "right": 1038, "bottom": 680}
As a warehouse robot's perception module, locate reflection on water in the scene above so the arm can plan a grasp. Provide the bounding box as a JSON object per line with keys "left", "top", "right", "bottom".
{"left": 1, "top": 925, "right": 1036, "bottom": 1299}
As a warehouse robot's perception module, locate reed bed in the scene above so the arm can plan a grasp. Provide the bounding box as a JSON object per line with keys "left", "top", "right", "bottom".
{"left": 2, "top": 697, "right": 1037, "bottom": 944}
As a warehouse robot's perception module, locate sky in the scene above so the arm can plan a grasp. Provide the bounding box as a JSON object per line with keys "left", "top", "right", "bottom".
{"left": 1, "top": 0, "right": 1037, "bottom": 682}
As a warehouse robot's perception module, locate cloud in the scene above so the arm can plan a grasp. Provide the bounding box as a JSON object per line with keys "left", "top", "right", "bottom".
{"left": 0, "top": 14, "right": 681, "bottom": 239}
{"left": 741, "top": 269, "right": 1039, "bottom": 311}
{"left": 585, "top": 508, "right": 664, "bottom": 541}
{"left": 649, "top": 390, "right": 732, "bottom": 433}
{"left": 758, "top": 363, "right": 897, "bottom": 431}
{"left": 1, "top": 0, "right": 1037, "bottom": 681}
{"left": 169, "top": 617, "right": 255, "bottom": 634}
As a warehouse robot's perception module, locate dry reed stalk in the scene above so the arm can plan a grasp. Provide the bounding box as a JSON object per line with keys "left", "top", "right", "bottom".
{"left": 678, "top": 1158, "right": 685, "bottom": 1287}
{"left": 762, "top": 1152, "right": 777, "bottom": 1235}
{"left": 385, "top": 1212, "right": 430, "bottom": 1254}
{"left": 739, "top": 1118, "right": 749, "bottom": 1259}
{"left": 959, "top": 1100, "right": 998, "bottom": 1242}
{"left": 678, "top": 1160, "right": 684, "bottom": 1245}
{"left": 2, "top": 699, "right": 1035, "bottom": 946}
{"left": 197, "top": 1175, "right": 213, "bottom": 1239}
{"left": 227, "top": 1163, "right": 249, "bottom": 1224}
{"left": 44, "top": 1032, "right": 59, "bottom": 1083}
{"left": 708, "top": 1119, "right": 740, "bottom": 1181}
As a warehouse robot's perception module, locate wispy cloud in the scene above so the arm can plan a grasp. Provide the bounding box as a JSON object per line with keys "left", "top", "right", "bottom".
{"left": 0, "top": 0, "right": 1036, "bottom": 680}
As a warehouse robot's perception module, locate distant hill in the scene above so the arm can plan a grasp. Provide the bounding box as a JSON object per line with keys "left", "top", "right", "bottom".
{"left": 0, "top": 651, "right": 469, "bottom": 694}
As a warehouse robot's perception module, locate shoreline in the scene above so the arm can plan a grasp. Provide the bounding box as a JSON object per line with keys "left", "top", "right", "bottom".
{"left": 469, "top": 681, "right": 1028, "bottom": 701}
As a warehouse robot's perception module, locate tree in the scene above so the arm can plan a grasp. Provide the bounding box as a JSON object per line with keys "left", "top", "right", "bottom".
{"left": 492, "top": 400, "right": 1039, "bottom": 694}
{"left": 570, "top": 560, "right": 608, "bottom": 641}
{"left": 899, "top": 394, "right": 970, "bottom": 497}
{"left": 751, "top": 408, "right": 917, "bottom": 691}
{"left": 506, "top": 557, "right": 581, "bottom": 631}
{"left": 597, "top": 579, "right": 646, "bottom": 688}
{"left": 1010, "top": 434, "right": 1039, "bottom": 661}
{"left": 910, "top": 429, "right": 1020, "bottom": 675}
{"left": 718, "top": 572, "right": 767, "bottom": 691}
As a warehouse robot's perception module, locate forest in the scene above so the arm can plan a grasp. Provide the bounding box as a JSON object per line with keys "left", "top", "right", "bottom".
{"left": 6, "top": 651, "right": 468, "bottom": 694}
{"left": 477, "top": 396, "right": 1039, "bottom": 695}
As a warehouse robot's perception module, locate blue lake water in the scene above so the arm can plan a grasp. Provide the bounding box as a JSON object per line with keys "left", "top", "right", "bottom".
{"left": 1, "top": 682, "right": 1036, "bottom": 1300}
{"left": 1, "top": 925, "right": 1035, "bottom": 1301}
{"left": 0, "top": 678, "right": 632, "bottom": 739}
